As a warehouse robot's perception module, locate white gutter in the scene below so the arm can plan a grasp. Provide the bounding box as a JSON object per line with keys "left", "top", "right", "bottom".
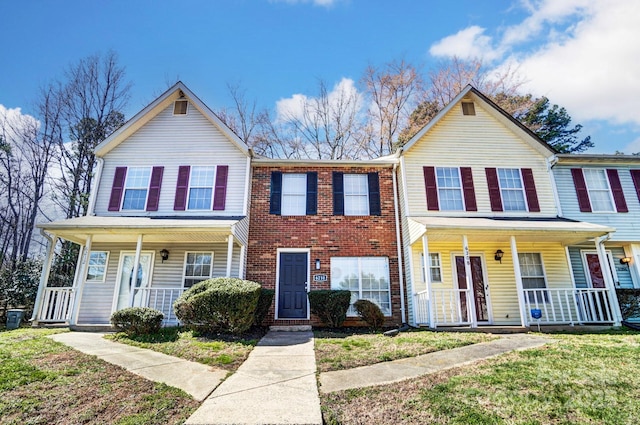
{"left": 392, "top": 163, "right": 407, "bottom": 324}
{"left": 87, "top": 157, "right": 104, "bottom": 216}
{"left": 547, "top": 155, "right": 563, "bottom": 217}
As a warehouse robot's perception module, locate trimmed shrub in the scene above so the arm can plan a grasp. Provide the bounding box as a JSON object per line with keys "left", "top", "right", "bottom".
{"left": 353, "top": 299, "right": 385, "bottom": 330}
{"left": 254, "top": 288, "right": 275, "bottom": 326}
{"left": 174, "top": 277, "right": 261, "bottom": 334}
{"left": 110, "top": 307, "right": 164, "bottom": 336}
{"left": 308, "top": 290, "right": 351, "bottom": 328}
{"left": 617, "top": 288, "right": 640, "bottom": 319}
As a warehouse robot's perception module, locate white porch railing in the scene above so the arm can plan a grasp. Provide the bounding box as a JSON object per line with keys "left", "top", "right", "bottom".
{"left": 132, "top": 287, "right": 185, "bottom": 325}
{"left": 39, "top": 287, "right": 75, "bottom": 322}
{"left": 414, "top": 288, "right": 472, "bottom": 327}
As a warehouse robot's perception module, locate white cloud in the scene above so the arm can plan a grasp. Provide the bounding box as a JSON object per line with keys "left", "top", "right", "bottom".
{"left": 0, "top": 104, "right": 39, "bottom": 143}
{"left": 269, "top": 0, "right": 340, "bottom": 7}
{"left": 430, "top": 26, "right": 503, "bottom": 62}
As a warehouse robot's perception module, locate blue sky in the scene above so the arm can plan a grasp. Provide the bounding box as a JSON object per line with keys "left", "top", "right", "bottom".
{"left": 2, "top": 0, "right": 639, "bottom": 153}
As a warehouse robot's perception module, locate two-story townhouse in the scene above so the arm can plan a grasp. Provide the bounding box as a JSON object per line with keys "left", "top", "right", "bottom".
{"left": 32, "top": 82, "right": 252, "bottom": 327}
{"left": 553, "top": 155, "right": 640, "bottom": 300}
{"left": 397, "top": 85, "right": 621, "bottom": 329}
{"left": 247, "top": 159, "right": 405, "bottom": 327}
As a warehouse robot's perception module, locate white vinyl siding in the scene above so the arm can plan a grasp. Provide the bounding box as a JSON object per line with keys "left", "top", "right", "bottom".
{"left": 330, "top": 257, "right": 391, "bottom": 316}
{"left": 183, "top": 252, "right": 214, "bottom": 288}
{"left": 188, "top": 166, "right": 215, "bottom": 210}
{"left": 344, "top": 174, "right": 369, "bottom": 216}
{"left": 122, "top": 167, "right": 151, "bottom": 210}
{"left": 281, "top": 174, "right": 307, "bottom": 216}
{"left": 583, "top": 169, "right": 615, "bottom": 212}
{"left": 498, "top": 168, "right": 526, "bottom": 211}
{"left": 436, "top": 167, "right": 464, "bottom": 211}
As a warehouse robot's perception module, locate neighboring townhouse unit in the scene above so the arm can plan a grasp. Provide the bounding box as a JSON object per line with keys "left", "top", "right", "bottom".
{"left": 247, "top": 159, "right": 406, "bottom": 327}
{"left": 33, "top": 82, "right": 252, "bottom": 327}
{"left": 397, "top": 85, "right": 621, "bottom": 329}
{"left": 553, "top": 155, "right": 640, "bottom": 297}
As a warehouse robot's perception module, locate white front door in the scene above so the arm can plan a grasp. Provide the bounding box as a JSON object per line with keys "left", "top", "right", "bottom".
{"left": 114, "top": 252, "right": 154, "bottom": 311}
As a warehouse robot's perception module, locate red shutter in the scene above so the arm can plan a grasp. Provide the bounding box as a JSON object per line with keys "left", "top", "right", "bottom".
{"left": 630, "top": 170, "right": 640, "bottom": 203}
{"left": 521, "top": 168, "right": 540, "bottom": 212}
{"left": 213, "top": 165, "right": 229, "bottom": 211}
{"left": 460, "top": 167, "right": 477, "bottom": 212}
{"left": 485, "top": 168, "right": 503, "bottom": 212}
{"left": 571, "top": 168, "right": 592, "bottom": 212}
{"left": 146, "top": 166, "right": 164, "bottom": 211}
{"left": 423, "top": 166, "right": 439, "bottom": 211}
{"left": 607, "top": 169, "right": 628, "bottom": 212}
{"left": 108, "top": 167, "right": 127, "bottom": 211}
{"left": 174, "top": 166, "right": 190, "bottom": 211}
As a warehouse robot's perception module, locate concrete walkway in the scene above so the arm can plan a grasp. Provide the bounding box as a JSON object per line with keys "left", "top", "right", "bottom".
{"left": 49, "top": 332, "right": 226, "bottom": 401}
{"left": 185, "top": 330, "right": 322, "bottom": 425}
{"left": 319, "top": 333, "right": 553, "bottom": 393}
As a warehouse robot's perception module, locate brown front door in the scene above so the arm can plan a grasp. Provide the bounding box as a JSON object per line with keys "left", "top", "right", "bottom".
{"left": 585, "top": 253, "right": 606, "bottom": 288}
{"left": 455, "top": 256, "right": 489, "bottom": 322}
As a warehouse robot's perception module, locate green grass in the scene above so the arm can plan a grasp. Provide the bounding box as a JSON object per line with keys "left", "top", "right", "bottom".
{"left": 106, "top": 326, "right": 261, "bottom": 371}
{"left": 321, "top": 330, "right": 640, "bottom": 424}
{"left": 314, "top": 329, "right": 496, "bottom": 372}
{"left": 0, "top": 328, "right": 198, "bottom": 424}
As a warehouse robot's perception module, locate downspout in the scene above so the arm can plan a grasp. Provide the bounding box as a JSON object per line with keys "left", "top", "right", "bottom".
{"left": 87, "top": 157, "right": 104, "bottom": 216}
{"left": 392, "top": 162, "right": 407, "bottom": 324}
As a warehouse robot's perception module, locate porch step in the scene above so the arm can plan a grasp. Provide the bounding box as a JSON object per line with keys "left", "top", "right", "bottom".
{"left": 69, "top": 324, "right": 115, "bottom": 332}
{"left": 434, "top": 326, "right": 529, "bottom": 334}
{"left": 32, "top": 322, "right": 69, "bottom": 329}
{"left": 269, "top": 325, "right": 312, "bottom": 332}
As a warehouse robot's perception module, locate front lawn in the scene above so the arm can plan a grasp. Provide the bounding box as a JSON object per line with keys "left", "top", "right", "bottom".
{"left": 321, "top": 330, "right": 640, "bottom": 424}
{"left": 314, "top": 328, "right": 496, "bottom": 372}
{"left": 107, "top": 326, "right": 264, "bottom": 371}
{"left": 0, "top": 328, "right": 198, "bottom": 424}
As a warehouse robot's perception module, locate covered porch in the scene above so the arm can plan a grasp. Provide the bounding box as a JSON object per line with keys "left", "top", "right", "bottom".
{"left": 407, "top": 216, "right": 622, "bottom": 328}
{"left": 33, "top": 216, "right": 248, "bottom": 326}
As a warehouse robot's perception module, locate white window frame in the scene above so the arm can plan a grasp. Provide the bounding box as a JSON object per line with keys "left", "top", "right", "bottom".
{"left": 281, "top": 173, "right": 308, "bottom": 216}
{"left": 421, "top": 252, "right": 443, "bottom": 283}
{"left": 344, "top": 174, "right": 369, "bottom": 216}
{"left": 497, "top": 168, "right": 527, "bottom": 212}
{"left": 182, "top": 251, "right": 214, "bottom": 289}
{"left": 330, "top": 256, "right": 391, "bottom": 317}
{"left": 518, "top": 252, "right": 549, "bottom": 303}
{"left": 86, "top": 251, "right": 109, "bottom": 282}
{"left": 583, "top": 168, "right": 616, "bottom": 213}
{"left": 187, "top": 166, "right": 216, "bottom": 210}
{"left": 173, "top": 99, "right": 188, "bottom": 115}
{"left": 436, "top": 167, "right": 464, "bottom": 211}
{"left": 121, "top": 167, "right": 151, "bottom": 211}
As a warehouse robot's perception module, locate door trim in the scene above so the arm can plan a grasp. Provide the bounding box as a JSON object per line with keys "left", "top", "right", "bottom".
{"left": 451, "top": 252, "right": 493, "bottom": 324}
{"left": 111, "top": 250, "right": 156, "bottom": 313}
{"left": 275, "top": 248, "right": 310, "bottom": 320}
{"left": 580, "top": 249, "right": 618, "bottom": 288}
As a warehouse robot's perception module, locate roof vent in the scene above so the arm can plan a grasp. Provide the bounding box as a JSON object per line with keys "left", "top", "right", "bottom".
{"left": 461, "top": 102, "right": 475, "bottom": 116}
{"left": 173, "top": 100, "right": 188, "bottom": 115}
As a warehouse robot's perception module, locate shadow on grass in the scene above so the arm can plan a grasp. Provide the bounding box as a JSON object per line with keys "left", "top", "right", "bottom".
{"left": 123, "top": 325, "right": 268, "bottom": 347}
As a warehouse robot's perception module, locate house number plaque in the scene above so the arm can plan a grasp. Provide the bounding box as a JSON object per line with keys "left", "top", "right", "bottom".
{"left": 313, "top": 274, "right": 328, "bottom": 282}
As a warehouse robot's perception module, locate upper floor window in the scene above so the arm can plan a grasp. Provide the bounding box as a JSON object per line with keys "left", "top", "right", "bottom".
{"left": 436, "top": 167, "right": 464, "bottom": 211}
{"left": 188, "top": 166, "right": 215, "bottom": 210}
{"left": 583, "top": 169, "right": 615, "bottom": 212}
{"left": 498, "top": 168, "right": 527, "bottom": 211}
{"left": 174, "top": 165, "right": 228, "bottom": 211}
{"left": 173, "top": 100, "right": 188, "bottom": 115}
{"left": 269, "top": 171, "right": 317, "bottom": 216}
{"left": 109, "top": 166, "right": 164, "bottom": 212}
{"left": 333, "top": 172, "right": 381, "bottom": 216}
{"left": 571, "top": 168, "right": 627, "bottom": 213}
{"left": 122, "top": 168, "right": 151, "bottom": 210}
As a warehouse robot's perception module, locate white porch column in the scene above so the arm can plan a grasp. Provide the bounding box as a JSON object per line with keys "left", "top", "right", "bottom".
{"left": 69, "top": 235, "right": 92, "bottom": 325}
{"left": 463, "top": 235, "right": 477, "bottom": 328}
{"left": 238, "top": 244, "right": 246, "bottom": 279}
{"left": 128, "top": 234, "right": 144, "bottom": 307}
{"left": 31, "top": 234, "right": 58, "bottom": 322}
{"left": 510, "top": 236, "right": 528, "bottom": 327}
{"left": 596, "top": 236, "right": 623, "bottom": 326}
{"left": 422, "top": 234, "right": 434, "bottom": 328}
{"left": 226, "top": 234, "right": 234, "bottom": 277}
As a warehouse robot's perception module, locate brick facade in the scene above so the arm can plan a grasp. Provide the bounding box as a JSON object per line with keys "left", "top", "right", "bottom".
{"left": 247, "top": 164, "right": 403, "bottom": 327}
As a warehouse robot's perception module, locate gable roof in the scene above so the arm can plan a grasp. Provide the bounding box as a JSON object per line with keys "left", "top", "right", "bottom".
{"left": 400, "top": 85, "right": 557, "bottom": 157}
{"left": 94, "top": 81, "right": 250, "bottom": 157}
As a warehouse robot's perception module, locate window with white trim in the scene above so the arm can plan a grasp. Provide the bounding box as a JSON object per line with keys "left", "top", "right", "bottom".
{"left": 188, "top": 166, "right": 215, "bottom": 210}
{"left": 183, "top": 252, "right": 214, "bottom": 288}
{"left": 421, "top": 253, "right": 443, "bottom": 283}
{"left": 86, "top": 251, "right": 109, "bottom": 282}
{"left": 498, "top": 168, "right": 527, "bottom": 211}
{"left": 436, "top": 167, "right": 464, "bottom": 211}
{"left": 122, "top": 167, "right": 151, "bottom": 210}
{"left": 583, "top": 169, "right": 615, "bottom": 212}
{"left": 518, "top": 253, "right": 548, "bottom": 302}
{"left": 281, "top": 174, "right": 307, "bottom": 216}
{"left": 344, "top": 174, "right": 369, "bottom": 215}
{"left": 330, "top": 257, "right": 391, "bottom": 316}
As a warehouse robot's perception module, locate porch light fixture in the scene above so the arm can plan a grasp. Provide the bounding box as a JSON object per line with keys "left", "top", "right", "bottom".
{"left": 620, "top": 257, "right": 632, "bottom": 266}
{"left": 160, "top": 249, "right": 170, "bottom": 263}
{"left": 494, "top": 249, "right": 504, "bottom": 263}
{"left": 315, "top": 259, "right": 321, "bottom": 270}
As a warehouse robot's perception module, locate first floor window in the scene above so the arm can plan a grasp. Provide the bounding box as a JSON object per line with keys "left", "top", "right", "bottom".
{"left": 330, "top": 257, "right": 391, "bottom": 316}
{"left": 183, "top": 252, "right": 214, "bottom": 288}
{"left": 122, "top": 167, "right": 151, "bottom": 210}
{"left": 282, "top": 173, "right": 307, "bottom": 216}
{"left": 421, "top": 253, "right": 442, "bottom": 283}
{"left": 188, "top": 166, "right": 215, "bottom": 210}
{"left": 518, "top": 253, "right": 548, "bottom": 302}
{"left": 86, "top": 251, "right": 109, "bottom": 282}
